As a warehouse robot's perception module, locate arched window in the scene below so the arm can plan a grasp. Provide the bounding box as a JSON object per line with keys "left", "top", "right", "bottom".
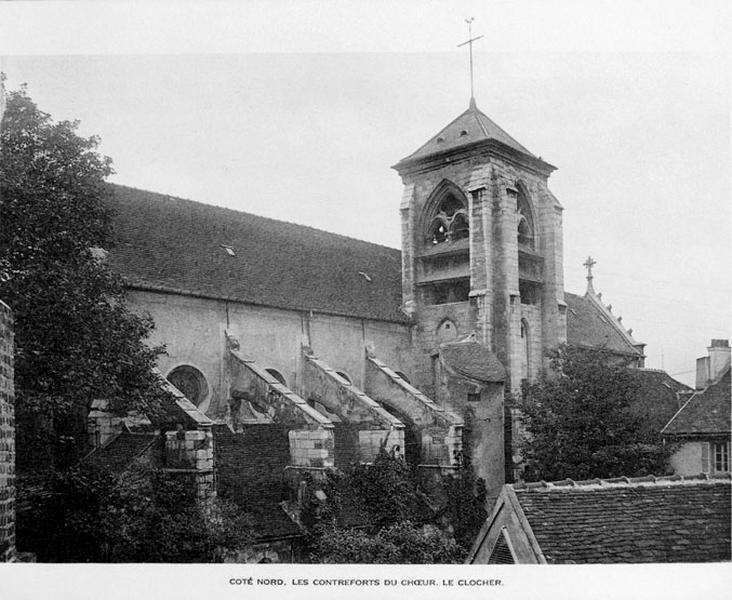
{"left": 167, "top": 365, "right": 209, "bottom": 407}
{"left": 516, "top": 185, "right": 535, "bottom": 250}
{"left": 265, "top": 368, "right": 287, "bottom": 386}
{"left": 424, "top": 185, "right": 469, "bottom": 247}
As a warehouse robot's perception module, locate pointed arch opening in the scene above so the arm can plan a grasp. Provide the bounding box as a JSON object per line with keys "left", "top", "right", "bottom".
{"left": 516, "top": 182, "right": 536, "bottom": 251}
{"left": 421, "top": 180, "right": 470, "bottom": 249}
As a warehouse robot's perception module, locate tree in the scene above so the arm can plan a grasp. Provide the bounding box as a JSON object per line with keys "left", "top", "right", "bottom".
{"left": 17, "top": 461, "right": 254, "bottom": 562}
{"left": 518, "top": 345, "right": 672, "bottom": 481}
{"left": 0, "top": 82, "right": 169, "bottom": 472}
{"left": 305, "top": 451, "right": 484, "bottom": 563}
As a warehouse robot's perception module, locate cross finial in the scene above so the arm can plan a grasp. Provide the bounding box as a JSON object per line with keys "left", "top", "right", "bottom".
{"left": 583, "top": 256, "right": 597, "bottom": 294}
{"left": 457, "top": 17, "right": 484, "bottom": 106}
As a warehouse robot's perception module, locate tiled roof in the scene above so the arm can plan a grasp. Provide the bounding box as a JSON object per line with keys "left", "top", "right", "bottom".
{"left": 106, "top": 185, "right": 638, "bottom": 356}
{"left": 565, "top": 292, "right": 643, "bottom": 358}
{"left": 514, "top": 475, "right": 732, "bottom": 563}
{"left": 106, "top": 184, "right": 407, "bottom": 324}
{"left": 395, "top": 100, "right": 540, "bottom": 167}
{"left": 632, "top": 369, "right": 693, "bottom": 432}
{"left": 84, "top": 431, "right": 158, "bottom": 473}
{"left": 440, "top": 339, "right": 506, "bottom": 383}
{"left": 662, "top": 367, "right": 731, "bottom": 437}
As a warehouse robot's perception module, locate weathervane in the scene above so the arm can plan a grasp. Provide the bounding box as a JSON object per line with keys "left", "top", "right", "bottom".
{"left": 457, "top": 17, "right": 484, "bottom": 105}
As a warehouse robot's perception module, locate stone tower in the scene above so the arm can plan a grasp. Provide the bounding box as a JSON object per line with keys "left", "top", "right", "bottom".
{"left": 394, "top": 99, "right": 566, "bottom": 398}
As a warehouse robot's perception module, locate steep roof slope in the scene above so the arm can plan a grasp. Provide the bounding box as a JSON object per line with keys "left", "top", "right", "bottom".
{"left": 396, "top": 100, "right": 538, "bottom": 166}
{"left": 516, "top": 476, "right": 731, "bottom": 563}
{"left": 632, "top": 369, "right": 693, "bottom": 432}
{"left": 565, "top": 292, "right": 643, "bottom": 358}
{"left": 662, "top": 367, "right": 731, "bottom": 437}
{"left": 106, "top": 184, "right": 407, "bottom": 324}
{"left": 106, "top": 184, "right": 643, "bottom": 355}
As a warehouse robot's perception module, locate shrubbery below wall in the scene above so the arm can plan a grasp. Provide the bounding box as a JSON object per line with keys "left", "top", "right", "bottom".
{"left": 16, "top": 461, "right": 253, "bottom": 562}
{"left": 302, "top": 451, "right": 487, "bottom": 563}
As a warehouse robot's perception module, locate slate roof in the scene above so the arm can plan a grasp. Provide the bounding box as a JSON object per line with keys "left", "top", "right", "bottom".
{"left": 106, "top": 184, "right": 407, "bottom": 324}
{"left": 84, "top": 431, "right": 158, "bottom": 473}
{"left": 395, "top": 100, "right": 541, "bottom": 167}
{"left": 440, "top": 340, "right": 506, "bottom": 383}
{"left": 106, "top": 184, "right": 637, "bottom": 355}
{"left": 565, "top": 292, "right": 643, "bottom": 358}
{"left": 514, "top": 475, "right": 732, "bottom": 563}
{"left": 662, "top": 367, "right": 731, "bottom": 437}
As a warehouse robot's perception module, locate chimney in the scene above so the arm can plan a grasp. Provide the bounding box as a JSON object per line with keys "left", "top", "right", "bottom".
{"left": 695, "top": 339, "right": 730, "bottom": 389}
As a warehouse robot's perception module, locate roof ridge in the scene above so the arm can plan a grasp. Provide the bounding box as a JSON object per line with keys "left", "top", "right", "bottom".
{"left": 512, "top": 472, "right": 731, "bottom": 492}
{"left": 107, "top": 182, "right": 401, "bottom": 253}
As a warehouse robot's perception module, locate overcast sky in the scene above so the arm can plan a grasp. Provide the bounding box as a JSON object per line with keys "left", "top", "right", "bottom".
{"left": 1, "top": 1, "right": 730, "bottom": 388}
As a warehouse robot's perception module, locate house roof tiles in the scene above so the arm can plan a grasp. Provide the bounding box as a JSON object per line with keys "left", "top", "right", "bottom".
{"left": 513, "top": 475, "right": 731, "bottom": 563}
{"left": 662, "top": 367, "right": 731, "bottom": 437}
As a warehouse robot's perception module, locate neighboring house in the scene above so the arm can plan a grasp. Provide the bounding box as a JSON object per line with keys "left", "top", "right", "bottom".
{"left": 662, "top": 340, "right": 731, "bottom": 476}
{"left": 467, "top": 475, "right": 732, "bottom": 564}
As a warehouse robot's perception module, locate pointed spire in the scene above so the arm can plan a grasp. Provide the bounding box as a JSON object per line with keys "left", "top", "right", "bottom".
{"left": 583, "top": 256, "right": 597, "bottom": 295}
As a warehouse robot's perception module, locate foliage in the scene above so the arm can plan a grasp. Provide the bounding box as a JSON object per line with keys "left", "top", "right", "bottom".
{"left": 347, "top": 450, "right": 424, "bottom": 530}
{"left": 17, "top": 461, "right": 253, "bottom": 562}
{"left": 0, "top": 83, "right": 169, "bottom": 471}
{"left": 306, "top": 450, "right": 484, "bottom": 563}
{"left": 518, "top": 345, "right": 672, "bottom": 481}
{"left": 312, "top": 521, "right": 463, "bottom": 564}
{"left": 440, "top": 458, "right": 487, "bottom": 550}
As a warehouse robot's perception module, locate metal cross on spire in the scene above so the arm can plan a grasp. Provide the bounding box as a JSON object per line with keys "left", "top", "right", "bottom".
{"left": 457, "top": 17, "right": 484, "bottom": 106}
{"left": 583, "top": 256, "right": 597, "bottom": 294}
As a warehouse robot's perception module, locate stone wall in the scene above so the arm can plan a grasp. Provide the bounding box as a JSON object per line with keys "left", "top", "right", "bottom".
{"left": 0, "top": 301, "right": 15, "bottom": 562}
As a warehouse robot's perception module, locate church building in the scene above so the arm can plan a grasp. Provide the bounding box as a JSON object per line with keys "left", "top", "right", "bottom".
{"left": 94, "top": 93, "right": 647, "bottom": 549}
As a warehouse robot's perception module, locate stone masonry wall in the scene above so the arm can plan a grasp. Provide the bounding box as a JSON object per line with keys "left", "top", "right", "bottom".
{"left": 0, "top": 301, "right": 15, "bottom": 562}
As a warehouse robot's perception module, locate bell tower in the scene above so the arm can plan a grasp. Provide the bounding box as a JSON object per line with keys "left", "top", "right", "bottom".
{"left": 393, "top": 99, "right": 566, "bottom": 396}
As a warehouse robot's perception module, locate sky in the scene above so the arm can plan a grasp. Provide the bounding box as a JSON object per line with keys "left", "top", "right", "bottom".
{"left": 1, "top": 1, "right": 730, "bottom": 389}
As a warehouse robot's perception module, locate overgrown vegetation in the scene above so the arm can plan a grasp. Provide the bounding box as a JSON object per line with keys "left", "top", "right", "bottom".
{"left": 518, "top": 345, "right": 673, "bottom": 481}
{"left": 305, "top": 451, "right": 487, "bottom": 563}
{"left": 16, "top": 461, "right": 253, "bottom": 562}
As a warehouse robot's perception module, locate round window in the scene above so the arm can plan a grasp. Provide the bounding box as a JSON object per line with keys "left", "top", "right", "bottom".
{"left": 167, "top": 365, "right": 209, "bottom": 407}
